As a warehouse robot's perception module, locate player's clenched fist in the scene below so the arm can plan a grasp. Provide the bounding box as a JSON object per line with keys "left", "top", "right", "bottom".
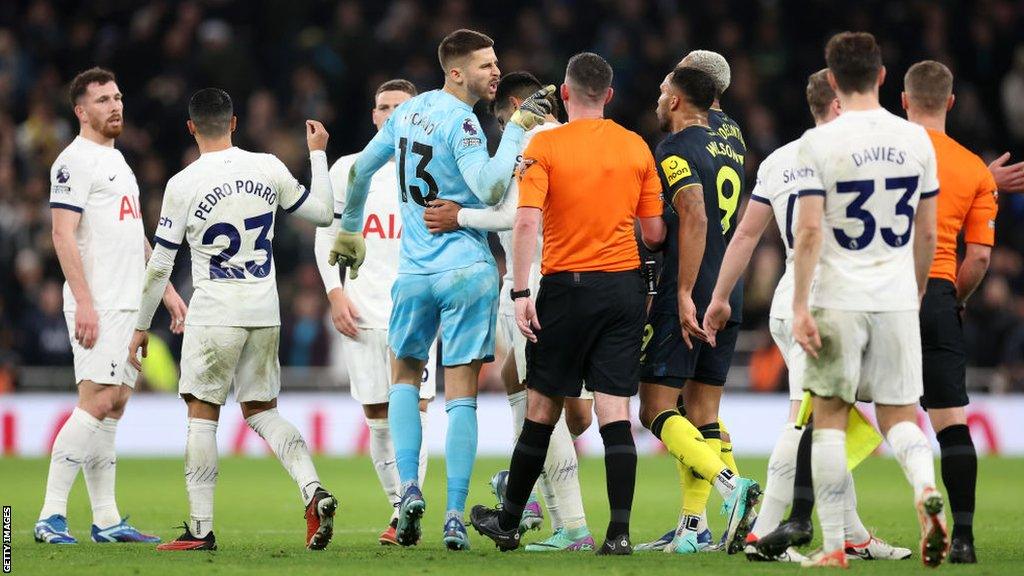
{"left": 306, "top": 120, "right": 329, "bottom": 152}
{"left": 509, "top": 85, "right": 556, "bottom": 131}
{"left": 329, "top": 231, "right": 366, "bottom": 279}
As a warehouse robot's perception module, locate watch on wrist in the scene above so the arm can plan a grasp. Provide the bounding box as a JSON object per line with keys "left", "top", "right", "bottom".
{"left": 510, "top": 288, "right": 531, "bottom": 300}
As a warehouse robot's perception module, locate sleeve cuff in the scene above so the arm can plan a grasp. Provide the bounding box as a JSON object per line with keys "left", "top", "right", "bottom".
{"left": 49, "top": 202, "right": 83, "bottom": 213}
{"left": 920, "top": 188, "right": 939, "bottom": 199}
{"left": 797, "top": 189, "right": 826, "bottom": 197}
{"left": 153, "top": 236, "right": 181, "bottom": 250}
{"left": 750, "top": 194, "right": 772, "bottom": 205}
{"left": 284, "top": 186, "right": 311, "bottom": 213}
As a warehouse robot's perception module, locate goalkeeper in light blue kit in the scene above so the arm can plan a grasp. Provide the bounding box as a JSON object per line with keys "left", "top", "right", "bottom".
{"left": 328, "top": 28, "right": 554, "bottom": 551}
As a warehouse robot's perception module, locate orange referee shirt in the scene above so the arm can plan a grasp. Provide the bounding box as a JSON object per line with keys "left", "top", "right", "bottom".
{"left": 518, "top": 118, "right": 663, "bottom": 275}
{"left": 926, "top": 129, "right": 998, "bottom": 283}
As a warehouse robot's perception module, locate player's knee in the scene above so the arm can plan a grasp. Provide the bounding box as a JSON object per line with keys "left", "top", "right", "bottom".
{"left": 240, "top": 399, "right": 277, "bottom": 421}
{"left": 565, "top": 410, "right": 591, "bottom": 436}
{"left": 362, "top": 402, "right": 389, "bottom": 420}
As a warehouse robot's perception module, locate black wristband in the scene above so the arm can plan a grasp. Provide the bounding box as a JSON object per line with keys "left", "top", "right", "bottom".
{"left": 510, "top": 288, "right": 531, "bottom": 300}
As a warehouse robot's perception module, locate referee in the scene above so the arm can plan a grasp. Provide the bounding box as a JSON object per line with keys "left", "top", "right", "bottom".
{"left": 470, "top": 52, "right": 665, "bottom": 555}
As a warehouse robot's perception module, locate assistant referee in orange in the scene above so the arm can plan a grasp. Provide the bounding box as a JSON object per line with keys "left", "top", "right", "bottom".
{"left": 470, "top": 52, "right": 665, "bottom": 555}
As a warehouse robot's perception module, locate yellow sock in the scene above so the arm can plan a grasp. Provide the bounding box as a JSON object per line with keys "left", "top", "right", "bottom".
{"left": 718, "top": 418, "right": 739, "bottom": 475}
{"left": 652, "top": 412, "right": 727, "bottom": 516}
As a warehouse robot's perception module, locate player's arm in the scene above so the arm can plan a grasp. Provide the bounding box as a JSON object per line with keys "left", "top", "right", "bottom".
{"left": 49, "top": 156, "right": 97, "bottom": 348}
{"left": 313, "top": 159, "right": 361, "bottom": 338}
{"left": 673, "top": 184, "right": 708, "bottom": 347}
{"left": 791, "top": 137, "right": 826, "bottom": 356}
{"left": 278, "top": 120, "right": 334, "bottom": 226}
{"left": 913, "top": 142, "right": 940, "bottom": 301}
{"left": 512, "top": 206, "right": 542, "bottom": 342}
{"left": 956, "top": 170, "right": 998, "bottom": 305}
{"left": 456, "top": 177, "right": 519, "bottom": 231}
{"left": 143, "top": 238, "right": 187, "bottom": 334}
{"left": 341, "top": 121, "right": 395, "bottom": 233}
{"left": 452, "top": 114, "right": 525, "bottom": 206}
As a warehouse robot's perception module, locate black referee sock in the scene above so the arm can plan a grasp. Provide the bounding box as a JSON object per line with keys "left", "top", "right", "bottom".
{"left": 788, "top": 423, "right": 815, "bottom": 522}
{"left": 600, "top": 420, "right": 636, "bottom": 541}
{"left": 498, "top": 418, "right": 554, "bottom": 532}
{"left": 937, "top": 424, "right": 977, "bottom": 542}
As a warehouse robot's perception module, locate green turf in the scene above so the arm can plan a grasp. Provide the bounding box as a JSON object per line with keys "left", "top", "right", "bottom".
{"left": 1, "top": 455, "right": 1019, "bottom": 574}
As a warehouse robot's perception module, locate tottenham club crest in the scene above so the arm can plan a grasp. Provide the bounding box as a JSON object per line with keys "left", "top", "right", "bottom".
{"left": 56, "top": 164, "right": 70, "bottom": 183}
{"left": 462, "top": 118, "right": 478, "bottom": 136}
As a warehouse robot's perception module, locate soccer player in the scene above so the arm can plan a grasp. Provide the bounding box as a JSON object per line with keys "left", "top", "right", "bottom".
{"left": 327, "top": 29, "right": 554, "bottom": 550}
{"left": 313, "top": 79, "right": 436, "bottom": 546}
{"left": 469, "top": 51, "right": 665, "bottom": 556}
{"left": 789, "top": 32, "right": 946, "bottom": 568}
{"left": 635, "top": 66, "right": 760, "bottom": 556}
{"left": 36, "top": 67, "right": 186, "bottom": 545}
{"left": 128, "top": 88, "right": 338, "bottom": 551}
{"left": 705, "top": 69, "right": 911, "bottom": 563}
{"left": 422, "top": 71, "right": 594, "bottom": 551}
{"left": 902, "top": 60, "right": 999, "bottom": 564}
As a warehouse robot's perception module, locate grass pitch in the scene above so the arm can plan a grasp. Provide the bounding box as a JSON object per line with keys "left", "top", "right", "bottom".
{"left": 2, "top": 454, "right": 1020, "bottom": 574}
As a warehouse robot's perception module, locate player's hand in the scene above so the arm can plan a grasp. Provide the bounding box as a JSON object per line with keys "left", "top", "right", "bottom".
{"left": 328, "top": 230, "right": 366, "bottom": 279}
{"left": 677, "top": 292, "right": 706, "bottom": 350}
{"left": 327, "top": 289, "right": 361, "bottom": 339}
{"left": 792, "top": 307, "right": 822, "bottom": 358}
{"left": 515, "top": 296, "right": 541, "bottom": 343}
{"left": 509, "top": 85, "right": 556, "bottom": 131}
{"left": 128, "top": 329, "right": 149, "bottom": 371}
{"left": 75, "top": 300, "right": 99, "bottom": 349}
{"left": 702, "top": 297, "right": 731, "bottom": 348}
{"left": 424, "top": 199, "right": 462, "bottom": 234}
{"left": 162, "top": 286, "right": 188, "bottom": 334}
{"left": 988, "top": 152, "right": 1024, "bottom": 193}
{"left": 306, "top": 120, "right": 329, "bottom": 152}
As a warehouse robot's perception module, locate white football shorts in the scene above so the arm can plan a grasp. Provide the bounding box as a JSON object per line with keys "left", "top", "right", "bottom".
{"left": 65, "top": 309, "right": 139, "bottom": 387}
{"left": 769, "top": 317, "right": 807, "bottom": 401}
{"left": 342, "top": 327, "right": 436, "bottom": 405}
{"left": 179, "top": 325, "right": 281, "bottom": 405}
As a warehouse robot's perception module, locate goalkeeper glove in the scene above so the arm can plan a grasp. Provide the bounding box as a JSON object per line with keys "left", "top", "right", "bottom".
{"left": 509, "top": 85, "right": 557, "bottom": 131}
{"left": 329, "top": 230, "right": 366, "bottom": 279}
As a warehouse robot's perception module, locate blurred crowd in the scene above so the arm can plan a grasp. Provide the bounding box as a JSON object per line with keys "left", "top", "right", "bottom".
{"left": 2, "top": 0, "right": 1024, "bottom": 393}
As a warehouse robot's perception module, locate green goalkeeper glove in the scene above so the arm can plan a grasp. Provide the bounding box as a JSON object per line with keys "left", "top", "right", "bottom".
{"left": 329, "top": 231, "right": 366, "bottom": 279}
{"left": 509, "top": 85, "right": 557, "bottom": 131}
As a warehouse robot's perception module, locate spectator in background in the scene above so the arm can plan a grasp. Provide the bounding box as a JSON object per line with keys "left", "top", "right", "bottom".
{"left": 19, "top": 279, "right": 72, "bottom": 366}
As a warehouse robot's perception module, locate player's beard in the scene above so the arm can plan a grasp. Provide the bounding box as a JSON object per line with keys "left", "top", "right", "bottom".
{"left": 471, "top": 76, "right": 497, "bottom": 103}
{"left": 92, "top": 114, "right": 123, "bottom": 139}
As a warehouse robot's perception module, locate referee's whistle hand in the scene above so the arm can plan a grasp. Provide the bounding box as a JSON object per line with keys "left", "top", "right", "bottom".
{"left": 515, "top": 298, "right": 541, "bottom": 343}
{"left": 424, "top": 199, "right": 461, "bottom": 233}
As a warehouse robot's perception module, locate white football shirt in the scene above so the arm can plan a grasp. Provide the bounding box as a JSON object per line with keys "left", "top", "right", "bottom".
{"left": 154, "top": 147, "right": 313, "bottom": 327}
{"left": 749, "top": 139, "right": 800, "bottom": 320}
{"left": 790, "top": 108, "right": 939, "bottom": 312}
{"left": 49, "top": 136, "right": 145, "bottom": 312}
{"left": 321, "top": 154, "right": 403, "bottom": 330}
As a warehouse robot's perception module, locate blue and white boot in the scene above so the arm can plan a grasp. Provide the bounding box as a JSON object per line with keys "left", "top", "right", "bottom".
{"left": 34, "top": 515, "right": 76, "bottom": 544}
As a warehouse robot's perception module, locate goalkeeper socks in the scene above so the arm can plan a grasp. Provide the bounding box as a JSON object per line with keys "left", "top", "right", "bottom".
{"left": 246, "top": 408, "right": 320, "bottom": 505}
{"left": 388, "top": 383, "right": 422, "bottom": 485}
{"left": 418, "top": 409, "right": 429, "bottom": 488}
{"left": 937, "top": 424, "right": 976, "bottom": 542}
{"left": 542, "top": 415, "right": 587, "bottom": 530}
{"left": 500, "top": 418, "right": 554, "bottom": 531}
{"left": 185, "top": 417, "right": 218, "bottom": 538}
{"left": 600, "top": 420, "right": 636, "bottom": 539}
{"left": 718, "top": 418, "right": 739, "bottom": 475}
{"left": 811, "top": 428, "right": 847, "bottom": 554}
{"left": 788, "top": 423, "right": 815, "bottom": 522}
{"left": 367, "top": 418, "right": 401, "bottom": 508}
{"left": 886, "top": 421, "right": 936, "bottom": 500}
{"left": 83, "top": 417, "right": 122, "bottom": 529}
{"left": 444, "top": 397, "right": 478, "bottom": 514}
{"left": 40, "top": 407, "right": 102, "bottom": 520}
{"left": 508, "top": 390, "right": 528, "bottom": 438}
{"left": 843, "top": 471, "right": 870, "bottom": 544}
{"left": 752, "top": 422, "right": 802, "bottom": 538}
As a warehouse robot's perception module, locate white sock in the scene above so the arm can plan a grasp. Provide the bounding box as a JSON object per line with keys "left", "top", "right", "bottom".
{"left": 752, "top": 423, "right": 802, "bottom": 538}
{"left": 540, "top": 415, "right": 586, "bottom": 530}
{"left": 40, "top": 407, "right": 102, "bottom": 520}
{"left": 185, "top": 418, "right": 218, "bottom": 538}
{"left": 83, "top": 417, "right": 121, "bottom": 528}
{"left": 418, "top": 410, "right": 429, "bottom": 488}
{"left": 712, "top": 469, "right": 737, "bottom": 499}
{"left": 367, "top": 418, "right": 400, "bottom": 508}
{"left": 843, "top": 471, "right": 870, "bottom": 544}
{"left": 811, "top": 428, "right": 848, "bottom": 554}
{"left": 886, "top": 421, "right": 936, "bottom": 500}
{"left": 696, "top": 511, "right": 709, "bottom": 535}
{"left": 507, "top": 390, "right": 527, "bottom": 439}
{"left": 246, "top": 408, "right": 321, "bottom": 505}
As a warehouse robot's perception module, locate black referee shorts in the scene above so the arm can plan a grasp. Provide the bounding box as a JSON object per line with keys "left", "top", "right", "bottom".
{"left": 525, "top": 270, "right": 645, "bottom": 398}
{"left": 920, "top": 278, "right": 969, "bottom": 409}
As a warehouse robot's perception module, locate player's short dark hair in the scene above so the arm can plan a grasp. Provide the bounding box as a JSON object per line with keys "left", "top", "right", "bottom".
{"left": 565, "top": 52, "right": 613, "bottom": 103}
{"left": 188, "top": 88, "right": 233, "bottom": 136}
{"left": 904, "top": 60, "right": 953, "bottom": 113}
{"left": 824, "top": 31, "right": 883, "bottom": 94}
{"left": 375, "top": 79, "right": 417, "bottom": 99}
{"left": 492, "top": 71, "right": 548, "bottom": 115}
{"left": 669, "top": 66, "right": 716, "bottom": 111}
{"left": 68, "top": 67, "right": 116, "bottom": 107}
{"left": 438, "top": 29, "right": 494, "bottom": 70}
{"left": 806, "top": 69, "right": 837, "bottom": 120}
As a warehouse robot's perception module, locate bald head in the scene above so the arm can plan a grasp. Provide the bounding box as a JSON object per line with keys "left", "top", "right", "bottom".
{"left": 679, "top": 50, "right": 731, "bottom": 97}
{"left": 904, "top": 60, "right": 953, "bottom": 114}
